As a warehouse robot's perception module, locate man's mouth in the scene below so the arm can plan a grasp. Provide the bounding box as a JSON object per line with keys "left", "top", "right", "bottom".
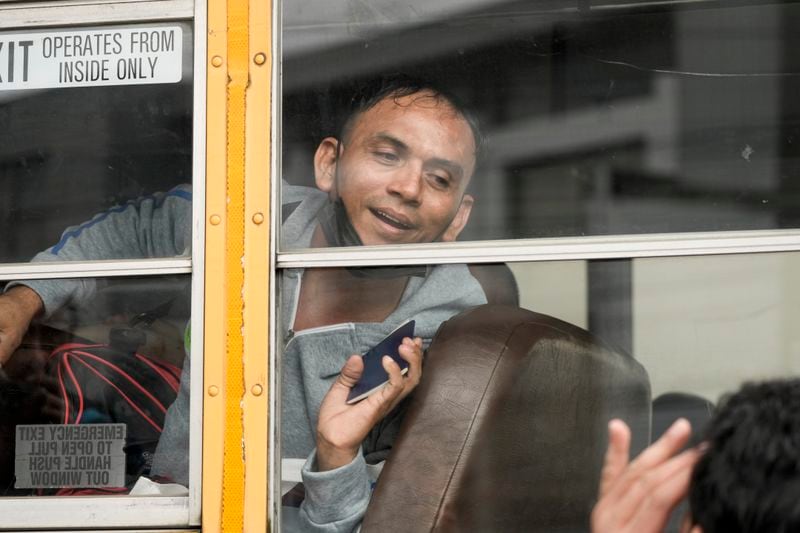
{"left": 370, "top": 208, "right": 414, "bottom": 231}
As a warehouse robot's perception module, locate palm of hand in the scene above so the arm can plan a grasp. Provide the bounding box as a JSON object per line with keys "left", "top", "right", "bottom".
{"left": 316, "top": 337, "right": 422, "bottom": 471}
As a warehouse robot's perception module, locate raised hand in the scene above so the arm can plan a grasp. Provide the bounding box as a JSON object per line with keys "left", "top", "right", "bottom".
{"left": 315, "top": 336, "right": 423, "bottom": 471}
{"left": 591, "top": 418, "right": 702, "bottom": 533}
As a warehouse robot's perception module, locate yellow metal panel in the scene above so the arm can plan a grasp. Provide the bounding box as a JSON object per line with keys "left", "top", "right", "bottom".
{"left": 205, "top": 0, "right": 271, "bottom": 529}
{"left": 202, "top": 0, "right": 228, "bottom": 528}
{"left": 221, "top": 0, "right": 249, "bottom": 526}
{"left": 243, "top": 0, "right": 272, "bottom": 530}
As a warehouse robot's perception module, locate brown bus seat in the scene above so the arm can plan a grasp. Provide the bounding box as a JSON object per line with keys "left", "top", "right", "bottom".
{"left": 468, "top": 263, "right": 519, "bottom": 307}
{"left": 362, "top": 304, "right": 651, "bottom": 532}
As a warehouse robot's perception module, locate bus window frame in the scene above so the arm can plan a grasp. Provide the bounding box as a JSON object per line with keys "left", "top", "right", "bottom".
{"left": 270, "top": 0, "right": 800, "bottom": 529}
{"left": 0, "top": 0, "right": 192, "bottom": 29}
{"left": 0, "top": 0, "right": 206, "bottom": 528}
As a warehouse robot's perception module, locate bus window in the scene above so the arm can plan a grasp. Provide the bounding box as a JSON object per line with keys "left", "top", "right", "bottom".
{"left": 0, "top": 23, "right": 193, "bottom": 264}
{"left": 275, "top": 252, "right": 800, "bottom": 530}
{"left": 0, "top": 15, "right": 200, "bottom": 531}
{"left": 274, "top": 0, "right": 800, "bottom": 531}
{"left": 280, "top": 0, "right": 800, "bottom": 246}
{"left": 0, "top": 274, "right": 190, "bottom": 495}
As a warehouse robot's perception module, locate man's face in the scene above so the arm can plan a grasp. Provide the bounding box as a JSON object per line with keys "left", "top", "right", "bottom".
{"left": 314, "top": 91, "right": 476, "bottom": 246}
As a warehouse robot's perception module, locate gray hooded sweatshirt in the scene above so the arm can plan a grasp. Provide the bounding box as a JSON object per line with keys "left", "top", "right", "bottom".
{"left": 13, "top": 183, "right": 486, "bottom": 532}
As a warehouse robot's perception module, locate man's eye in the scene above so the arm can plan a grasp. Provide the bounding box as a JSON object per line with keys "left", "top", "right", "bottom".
{"left": 374, "top": 151, "right": 399, "bottom": 163}
{"left": 430, "top": 175, "right": 450, "bottom": 189}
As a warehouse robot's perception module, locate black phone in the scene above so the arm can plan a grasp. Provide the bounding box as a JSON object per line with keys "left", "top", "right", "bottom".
{"left": 346, "top": 320, "right": 415, "bottom": 404}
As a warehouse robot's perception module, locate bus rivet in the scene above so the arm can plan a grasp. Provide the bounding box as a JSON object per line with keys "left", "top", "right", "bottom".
{"left": 208, "top": 385, "right": 220, "bottom": 397}
{"left": 211, "top": 56, "right": 224, "bottom": 67}
{"left": 210, "top": 214, "right": 222, "bottom": 226}
{"left": 254, "top": 53, "right": 267, "bottom": 66}
{"left": 252, "top": 384, "right": 264, "bottom": 396}
{"left": 252, "top": 212, "right": 264, "bottom": 225}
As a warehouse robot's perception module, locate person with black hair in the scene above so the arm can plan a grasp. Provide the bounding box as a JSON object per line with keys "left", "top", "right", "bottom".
{"left": 274, "top": 78, "right": 486, "bottom": 531}
{"left": 689, "top": 378, "right": 800, "bottom": 532}
{"left": 591, "top": 378, "right": 800, "bottom": 533}
{"left": 0, "top": 75, "right": 488, "bottom": 531}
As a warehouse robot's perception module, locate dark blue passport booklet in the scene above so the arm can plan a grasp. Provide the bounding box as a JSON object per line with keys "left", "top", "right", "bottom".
{"left": 346, "top": 320, "right": 416, "bottom": 404}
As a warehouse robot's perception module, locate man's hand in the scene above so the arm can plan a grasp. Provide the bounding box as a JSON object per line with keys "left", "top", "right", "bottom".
{"left": 591, "top": 418, "right": 702, "bottom": 533}
{"left": 316, "top": 336, "right": 423, "bottom": 471}
{"left": 0, "top": 286, "right": 44, "bottom": 366}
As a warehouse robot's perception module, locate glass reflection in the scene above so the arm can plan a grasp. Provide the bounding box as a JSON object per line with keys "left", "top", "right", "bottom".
{"left": 282, "top": 1, "right": 800, "bottom": 244}
{"left": 0, "top": 22, "right": 193, "bottom": 264}
{"left": 277, "top": 253, "right": 799, "bottom": 530}
{"left": 0, "top": 275, "right": 190, "bottom": 496}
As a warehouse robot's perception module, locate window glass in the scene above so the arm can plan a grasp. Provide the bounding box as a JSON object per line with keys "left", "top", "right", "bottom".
{"left": 280, "top": 0, "right": 800, "bottom": 247}
{"left": 277, "top": 1, "right": 800, "bottom": 530}
{"left": 0, "top": 19, "right": 196, "bottom": 512}
{"left": 0, "top": 22, "right": 193, "bottom": 264}
{"left": 0, "top": 274, "right": 190, "bottom": 497}
{"left": 276, "top": 253, "right": 799, "bottom": 530}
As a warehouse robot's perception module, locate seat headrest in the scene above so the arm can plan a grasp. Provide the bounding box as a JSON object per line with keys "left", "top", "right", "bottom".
{"left": 362, "top": 304, "right": 651, "bottom": 532}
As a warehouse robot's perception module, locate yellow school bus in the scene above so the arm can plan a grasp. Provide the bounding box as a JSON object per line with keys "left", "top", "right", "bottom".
{"left": 1, "top": 0, "right": 799, "bottom": 531}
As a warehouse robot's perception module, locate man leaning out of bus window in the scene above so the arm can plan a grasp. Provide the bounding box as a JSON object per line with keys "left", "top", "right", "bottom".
{"left": 591, "top": 378, "right": 800, "bottom": 533}
{"left": 0, "top": 75, "right": 489, "bottom": 532}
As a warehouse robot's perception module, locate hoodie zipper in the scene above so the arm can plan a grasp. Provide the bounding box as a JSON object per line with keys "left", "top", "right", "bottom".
{"left": 285, "top": 270, "right": 355, "bottom": 347}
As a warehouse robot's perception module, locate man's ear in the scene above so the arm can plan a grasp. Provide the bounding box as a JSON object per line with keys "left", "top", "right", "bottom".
{"left": 441, "top": 194, "right": 474, "bottom": 242}
{"left": 314, "top": 137, "right": 340, "bottom": 193}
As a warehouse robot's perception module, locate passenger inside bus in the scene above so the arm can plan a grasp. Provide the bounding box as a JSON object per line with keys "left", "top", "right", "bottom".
{"left": 591, "top": 378, "right": 800, "bottom": 533}
{"left": 0, "top": 75, "right": 493, "bottom": 531}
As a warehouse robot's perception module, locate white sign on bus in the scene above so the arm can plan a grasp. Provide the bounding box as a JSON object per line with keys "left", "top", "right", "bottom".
{"left": 0, "top": 25, "right": 183, "bottom": 91}
{"left": 14, "top": 423, "right": 127, "bottom": 489}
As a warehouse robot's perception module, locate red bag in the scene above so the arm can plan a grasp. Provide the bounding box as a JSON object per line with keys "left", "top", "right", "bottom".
{"left": 47, "top": 341, "right": 181, "bottom": 491}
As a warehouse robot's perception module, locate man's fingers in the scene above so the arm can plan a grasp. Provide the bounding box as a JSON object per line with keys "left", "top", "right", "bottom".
{"left": 398, "top": 337, "right": 423, "bottom": 385}
{"left": 609, "top": 444, "right": 700, "bottom": 527}
{"left": 383, "top": 355, "right": 405, "bottom": 396}
{"left": 629, "top": 418, "right": 692, "bottom": 471}
{"left": 599, "top": 419, "right": 631, "bottom": 497}
{"left": 368, "top": 356, "right": 405, "bottom": 409}
{"left": 328, "top": 335, "right": 424, "bottom": 416}
{"left": 327, "top": 355, "right": 364, "bottom": 404}
{"left": 342, "top": 358, "right": 404, "bottom": 429}
{"left": 337, "top": 355, "right": 363, "bottom": 386}
{"left": 592, "top": 440, "right": 701, "bottom": 533}
{"left": 627, "top": 448, "right": 701, "bottom": 532}
{"left": 612, "top": 418, "right": 691, "bottom": 491}
{"left": 602, "top": 418, "right": 692, "bottom": 517}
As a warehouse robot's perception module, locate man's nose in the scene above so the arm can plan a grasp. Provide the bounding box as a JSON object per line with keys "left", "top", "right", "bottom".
{"left": 387, "top": 163, "right": 423, "bottom": 203}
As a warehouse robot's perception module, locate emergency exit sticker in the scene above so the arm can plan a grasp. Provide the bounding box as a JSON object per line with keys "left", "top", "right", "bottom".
{"left": 14, "top": 424, "right": 126, "bottom": 488}
{"left": 0, "top": 25, "right": 182, "bottom": 91}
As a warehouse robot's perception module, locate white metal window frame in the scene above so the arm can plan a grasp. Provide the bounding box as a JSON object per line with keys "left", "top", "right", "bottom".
{"left": 0, "top": 0, "right": 205, "bottom": 528}
{"left": 0, "top": 0, "right": 192, "bottom": 29}
{"left": 276, "top": 229, "right": 800, "bottom": 268}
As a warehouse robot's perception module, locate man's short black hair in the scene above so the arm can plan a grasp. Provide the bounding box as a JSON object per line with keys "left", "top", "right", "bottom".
{"left": 689, "top": 378, "right": 800, "bottom": 532}
{"left": 339, "top": 74, "right": 486, "bottom": 167}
